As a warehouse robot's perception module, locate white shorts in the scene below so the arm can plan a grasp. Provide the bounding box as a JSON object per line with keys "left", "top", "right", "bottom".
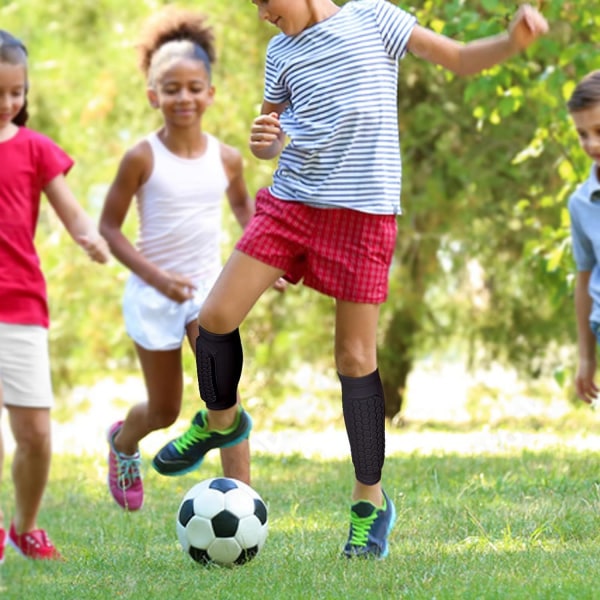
{"left": 0, "top": 323, "right": 54, "bottom": 408}
{"left": 123, "top": 274, "right": 217, "bottom": 351}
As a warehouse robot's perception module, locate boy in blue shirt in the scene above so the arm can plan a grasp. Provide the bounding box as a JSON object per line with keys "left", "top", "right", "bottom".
{"left": 567, "top": 70, "right": 600, "bottom": 406}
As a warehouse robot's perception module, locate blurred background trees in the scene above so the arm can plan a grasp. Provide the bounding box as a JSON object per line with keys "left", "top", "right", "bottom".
{"left": 1, "top": 0, "right": 598, "bottom": 421}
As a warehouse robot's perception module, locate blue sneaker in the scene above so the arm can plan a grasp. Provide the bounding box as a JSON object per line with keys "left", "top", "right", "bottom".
{"left": 342, "top": 490, "right": 396, "bottom": 559}
{"left": 152, "top": 408, "right": 252, "bottom": 476}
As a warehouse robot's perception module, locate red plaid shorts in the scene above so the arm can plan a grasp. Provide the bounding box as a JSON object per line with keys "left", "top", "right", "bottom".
{"left": 235, "top": 188, "right": 397, "bottom": 304}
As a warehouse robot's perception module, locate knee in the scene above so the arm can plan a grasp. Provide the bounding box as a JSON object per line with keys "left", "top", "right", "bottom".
{"left": 335, "top": 346, "right": 376, "bottom": 378}
{"left": 14, "top": 425, "right": 50, "bottom": 455}
{"left": 147, "top": 408, "right": 179, "bottom": 431}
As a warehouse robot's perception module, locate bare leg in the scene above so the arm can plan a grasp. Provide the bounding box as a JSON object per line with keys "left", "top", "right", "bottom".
{"left": 200, "top": 252, "right": 283, "bottom": 407}
{"left": 113, "top": 345, "right": 183, "bottom": 456}
{"left": 9, "top": 406, "right": 51, "bottom": 533}
{"left": 335, "top": 300, "right": 384, "bottom": 506}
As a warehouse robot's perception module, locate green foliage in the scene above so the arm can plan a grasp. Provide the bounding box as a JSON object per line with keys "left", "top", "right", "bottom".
{"left": 1, "top": 450, "right": 600, "bottom": 598}
{"left": 2, "top": 0, "right": 599, "bottom": 413}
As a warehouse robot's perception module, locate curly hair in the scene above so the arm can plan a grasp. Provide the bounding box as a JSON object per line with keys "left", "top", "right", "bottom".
{"left": 0, "top": 29, "right": 29, "bottom": 126}
{"left": 567, "top": 70, "right": 600, "bottom": 113}
{"left": 137, "top": 7, "right": 216, "bottom": 84}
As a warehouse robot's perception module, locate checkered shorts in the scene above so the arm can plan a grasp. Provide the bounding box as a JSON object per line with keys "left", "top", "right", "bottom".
{"left": 235, "top": 188, "right": 397, "bottom": 304}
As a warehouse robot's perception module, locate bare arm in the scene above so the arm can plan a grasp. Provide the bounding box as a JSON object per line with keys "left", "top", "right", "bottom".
{"left": 220, "top": 142, "right": 254, "bottom": 229}
{"left": 44, "top": 175, "right": 109, "bottom": 263}
{"left": 408, "top": 4, "right": 548, "bottom": 76}
{"left": 249, "top": 100, "right": 288, "bottom": 160}
{"left": 574, "top": 270, "right": 598, "bottom": 404}
{"left": 99, "top": 143, "right": 156, "bottom": 279}
{"left": 99, "top": 143, "right": 196, "bottom": 302}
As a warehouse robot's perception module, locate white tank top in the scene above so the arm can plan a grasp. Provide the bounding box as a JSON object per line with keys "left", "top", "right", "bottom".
{"left": 135, "top": 132, "right": 229, "bottom": 284}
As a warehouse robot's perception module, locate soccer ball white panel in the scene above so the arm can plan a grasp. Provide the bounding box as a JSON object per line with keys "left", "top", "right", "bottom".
{"left": 236, "top": 515, "right": 267, "bottom": 549}
{"left": 208, "top": 538, "right": 243, "bottom": 564}
{"left": 192, "top": 488, "right": 226, "bottom": 519}
{"left": 186, "top": 516, "right": 216, "bottom": 549}
{"left": 223, "top": 488, "right": 255, "bottom": 518}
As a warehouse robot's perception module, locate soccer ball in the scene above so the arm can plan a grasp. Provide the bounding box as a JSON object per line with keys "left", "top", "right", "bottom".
{"left": 176, "top": 477, "right": 268, "bottom": 566}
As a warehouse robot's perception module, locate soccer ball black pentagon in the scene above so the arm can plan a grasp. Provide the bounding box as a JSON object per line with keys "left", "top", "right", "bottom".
{"left": 176, "top": 477, "right": 268, "bottom": 566}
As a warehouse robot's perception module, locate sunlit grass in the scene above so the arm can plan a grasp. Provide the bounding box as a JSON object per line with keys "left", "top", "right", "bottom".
{"left": 1, "top": 450, "right": 599, "bottom": 599}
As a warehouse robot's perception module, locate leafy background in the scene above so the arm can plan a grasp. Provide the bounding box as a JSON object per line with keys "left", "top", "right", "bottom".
{"left": 1, "top": 0, "right": 599, "bottom": 420}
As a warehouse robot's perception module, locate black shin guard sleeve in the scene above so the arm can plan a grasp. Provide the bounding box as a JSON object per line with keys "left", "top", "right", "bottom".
{"left": 339, "top": 369, "right": 385, "bottom": 486}
{"left": 195, "top": 326, "right": 243, "bottom": 411}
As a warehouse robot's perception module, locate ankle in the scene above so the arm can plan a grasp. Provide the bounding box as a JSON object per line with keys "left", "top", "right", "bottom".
{"left": 113, "top": 428, "right": 138, "bottom": 456}
{"left": 352, "top": 483, "right": 383, "bottom": 506}
{"left": 206, "top": 406, "right": 239, "bottom": 431}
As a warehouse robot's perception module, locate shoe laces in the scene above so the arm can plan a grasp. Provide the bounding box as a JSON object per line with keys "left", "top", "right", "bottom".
{"left": 114, "top": 454, "right": 141, "bottom": 490}
{"left": 348, "top": 510, "right": 378, "bottom": 547}
{"left": 173, "top": 419, "right": 211, "bottom": 453}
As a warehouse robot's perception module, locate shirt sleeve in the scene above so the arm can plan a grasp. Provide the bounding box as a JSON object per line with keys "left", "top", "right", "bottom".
{"left": 373, "top": 0, "right": 418, "bottom": 60}
{"left": 569, "top": 196, "right": 596, "bottom": 271}
{"left": 264, "top": 39, "right": 289, "bottom": 105}
{"left": 35, "top": 133, "right": 75, "bottom": 190}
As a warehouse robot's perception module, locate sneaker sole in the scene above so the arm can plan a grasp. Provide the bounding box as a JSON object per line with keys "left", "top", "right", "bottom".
{"left": 151, "top": 415, "right": 252, "bottom": 477}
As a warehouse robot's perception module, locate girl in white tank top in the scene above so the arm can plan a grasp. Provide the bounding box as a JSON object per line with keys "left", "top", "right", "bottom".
{"left": 98, "top": 7, "right": 256, "bottom": 512}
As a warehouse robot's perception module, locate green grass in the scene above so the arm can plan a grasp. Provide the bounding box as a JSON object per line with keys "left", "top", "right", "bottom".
{"left": 1, "top": 448, "right": 599, "bottom": 599}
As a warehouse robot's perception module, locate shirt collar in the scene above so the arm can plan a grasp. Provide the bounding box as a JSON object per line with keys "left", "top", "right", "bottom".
{"left": 589, "top": 164, "right": 600, "bottom": 203}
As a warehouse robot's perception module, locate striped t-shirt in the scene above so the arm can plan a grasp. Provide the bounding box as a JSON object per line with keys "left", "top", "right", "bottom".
{"left": 264, "top": 0, "right": 417, "bottom": 215}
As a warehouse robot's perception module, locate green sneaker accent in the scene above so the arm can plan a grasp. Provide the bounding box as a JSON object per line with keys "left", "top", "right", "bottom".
{"left": 152, "top": 408, "right": 252, "bottom": 476}
{"left": 172, "top": 409, "right": 242, "bottom": 454}
{"left": 342, "top": 490, "right": 396, "bottom": 559}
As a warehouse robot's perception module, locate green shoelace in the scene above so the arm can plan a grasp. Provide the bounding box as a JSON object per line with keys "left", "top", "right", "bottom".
{"left": 173, "top": 410, "right": 242, "bottom": 453}
{"left": 173, "top": 421, "right": 212, "bottom": 453}
{"left": 348, "top": 510, "right": 378, "bottom": 547}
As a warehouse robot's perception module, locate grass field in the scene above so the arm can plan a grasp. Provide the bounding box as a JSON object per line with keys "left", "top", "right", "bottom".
{"left": 1, "top": 445, "right": 599, "bottom": 599}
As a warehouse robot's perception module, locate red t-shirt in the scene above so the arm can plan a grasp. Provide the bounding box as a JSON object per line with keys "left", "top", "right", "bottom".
{"left": 0, "top": 127, "right": 74, "bottom": 328}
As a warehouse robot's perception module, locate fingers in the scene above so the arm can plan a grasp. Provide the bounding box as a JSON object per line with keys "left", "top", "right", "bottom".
{"left": 272, "top": 277, "right": 288, "bottom": 293}
{"left": 250, "top": 112, "right": 281, "bottom": 147}
{"left": 522, "top": 4, "right": 549, "bottom": 35}
{"left": 515, "top": 4, "right": 549, "bottom": 36}
{"left": 575, "top": 378, "right": 599, "bottom": 405}
{"left": 168, "top": 273, "right": 196, "bottom": 302}
{"left": 77, "top": 234, "right": 111, "bottom": 264}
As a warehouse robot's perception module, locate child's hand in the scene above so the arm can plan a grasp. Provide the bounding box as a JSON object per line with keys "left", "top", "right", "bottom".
{"left": 151, "top": 270, "right": 196, "bottom": 303}
{"left": 507, "top": 4, "right": 549, "bottom": 52}
{"left": 78, "top": 233, "right": 110, "bottom": 264}
{"left": 575, "top": 359, "right": 599, "bottom": 405}
{"left": 272, "top": 277, "right": 288, "bottom": 293}
{"left": 250, "top": 112, "right": 282, "bottom": 151}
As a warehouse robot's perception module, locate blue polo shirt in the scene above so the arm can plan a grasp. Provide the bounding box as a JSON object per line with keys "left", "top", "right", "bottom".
{"left": 568, "top": 163, "right": 600, "bottom": 322}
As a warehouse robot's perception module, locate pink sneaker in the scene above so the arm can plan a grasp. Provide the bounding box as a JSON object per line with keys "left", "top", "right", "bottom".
{"left": 0, "top": 528, "right": 5, "bottom": 564}
{"left": 107, "top": 421, "right": 144, "bottom": 511}
{"left": 8, "top": 522, "right": 62, "bottom": 560}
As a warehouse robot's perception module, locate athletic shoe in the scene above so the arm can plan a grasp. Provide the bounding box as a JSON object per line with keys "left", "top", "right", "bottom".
{"left": 342, "top": 489, "right": 396, "bottom": 559}
{"left": 8, "top": 522, "right": 62, "bottom": 560}
{"left": 0, "top": 528, "right": 5, "bottom": 564}
{"left": 152, "top": 408, "right": 252, "bottom": 476}
{"left": 107, "top": 421, "right": 144, "bottom": 511}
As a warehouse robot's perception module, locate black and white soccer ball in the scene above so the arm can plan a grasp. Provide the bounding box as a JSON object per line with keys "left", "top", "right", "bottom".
{"left": 176, "top": 477, "right": 268, "bottom": 566}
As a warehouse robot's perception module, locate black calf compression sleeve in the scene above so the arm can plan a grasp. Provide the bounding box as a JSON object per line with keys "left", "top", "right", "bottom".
{"left": 339, "top": 369, "right": 385, "bottom": 486}
{"left": 196, "top": 326, "right": 243, "bottom": 411}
